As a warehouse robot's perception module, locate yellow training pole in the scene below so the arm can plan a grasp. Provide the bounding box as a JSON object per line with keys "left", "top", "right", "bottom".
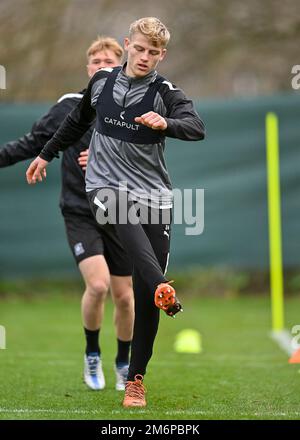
{"left": 266, "top": 112, "right": 284, "bottom": 332}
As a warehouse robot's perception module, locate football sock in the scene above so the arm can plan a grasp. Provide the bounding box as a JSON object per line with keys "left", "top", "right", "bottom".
{"left": 115, "top": 338, "right": 131, "bottom": 366}
{"left": 84, "top": 327, "right": 100, "bottom": 355}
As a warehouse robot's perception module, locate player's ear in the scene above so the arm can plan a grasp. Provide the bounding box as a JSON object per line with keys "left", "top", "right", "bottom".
{"left": 124, "top": 37, "right": 130, "bottom": 52}
{"left": 86, "top": 64, "right": 93, "bottom": 79}
{"left": 159, "top": 48, "right": 167, "bottom": 62}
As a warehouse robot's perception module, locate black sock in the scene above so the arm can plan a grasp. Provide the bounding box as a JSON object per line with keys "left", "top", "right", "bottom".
{"left": 115, "top": 338, "right": 131, "bottom": 366}
{"left": 84, "top": 327, "right": 100, "bottom": 355}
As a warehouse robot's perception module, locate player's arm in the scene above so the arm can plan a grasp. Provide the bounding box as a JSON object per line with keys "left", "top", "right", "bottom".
{"left": 27, "top": 70, "right": 109, "bottom": 184}
{"left": 38, "top": 75, "right": 99, "bottom": 163}
{"left": 0, "top": 105, "right": 63, "bottom": 168}
{"left": 157, "top": 83, "right": 205, "bottom": 141}
{"left": 26, "top": 75, "right": 99, "bottom": 184}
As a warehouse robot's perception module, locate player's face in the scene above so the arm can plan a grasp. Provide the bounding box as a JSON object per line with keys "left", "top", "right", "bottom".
{"left": 124, "top": 32, "right": 166, "bottom": 78}
{"left": 87, "top": 49, "right": 121, "bottom": 78}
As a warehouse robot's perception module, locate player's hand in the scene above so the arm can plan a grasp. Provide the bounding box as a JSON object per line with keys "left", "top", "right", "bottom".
{"left": 135, "top": 112, "right": 167, "bottom": 130}
{"left": 78, "top": 148, "right": 89, "bottom": 171}
{"left": 26, "top": 156, "right": 48, "bottom": 184}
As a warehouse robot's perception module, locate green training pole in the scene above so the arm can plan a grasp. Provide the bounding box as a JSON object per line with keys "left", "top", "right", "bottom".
{"left": 266, "top": 112, "right": 284, "bottom": 332}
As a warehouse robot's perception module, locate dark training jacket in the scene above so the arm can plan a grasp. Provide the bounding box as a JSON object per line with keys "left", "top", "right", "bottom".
{"left": 41, "top": 65, "right": 206, "bottom": 208}
{"left": 0, "top": 91, "right": 93, "bottom": 216}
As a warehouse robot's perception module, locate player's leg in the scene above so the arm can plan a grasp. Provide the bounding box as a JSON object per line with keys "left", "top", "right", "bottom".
{"left": 79, "top": 255, "right": 109, "bottom": 390}
{"left": 110, "top": 200, "right": 181, "bottom": 316}
{"left": 110, "top": 275, "right": 133, "bottom": 343}
{"left": 79, "top": 255, "right": 110, "bottom": 347}
{"left": 110, "top": 275, "right": 134, "bottom": 390}
{"left": 89, "top": 189, "right": 168, "bottom": 294}
{"left": 87, "top": 191, "right": 181, "bottom": 404}
{"left": 123, "top": 210, "right": 172, "bottom": 407}
{"left": 64, "top": 214, "right": 109, "bottom": 390}
{"left": 100, "top": 223, "right": 134, "bottom": 390}
{"left": 128, "top": 268, "right": 160, "bottom": 378}
{"left": 127, "top": 215, "right": 170, "bottom": 377}
{"left": 122, "top": 268, "right": 159, "bottom": 408}
{"left": 79, "top": 255, "right": 110, "bottom": 391}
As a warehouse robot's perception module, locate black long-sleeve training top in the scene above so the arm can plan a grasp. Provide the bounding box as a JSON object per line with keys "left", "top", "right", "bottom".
{"left": 40, "top": 65, "right": 205, "bottom": 208}
{"left": 0, "top": 92, "right": 93, "bottom": 216}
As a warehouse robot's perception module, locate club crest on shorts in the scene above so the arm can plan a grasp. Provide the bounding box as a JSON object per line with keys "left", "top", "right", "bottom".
{"left": 163, "top": 224, "right": 170, "bottom": 239}
{"left": 74, "top": 242, "right": 85, "bottom": 256}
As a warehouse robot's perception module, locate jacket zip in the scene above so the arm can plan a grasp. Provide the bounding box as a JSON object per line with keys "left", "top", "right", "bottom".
{"left": 122, "top": 82, "right": 132, "bottom": 108}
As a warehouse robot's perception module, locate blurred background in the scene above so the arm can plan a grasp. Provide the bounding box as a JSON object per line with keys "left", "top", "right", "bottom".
{"left": 0, "top": 0, "right": 300, "bottom": 294}
{"left": 1, "top": 0, "right": 300, "bottom": 422}
{"left": 0, "top": 0, "right": 299, "bottom": 100}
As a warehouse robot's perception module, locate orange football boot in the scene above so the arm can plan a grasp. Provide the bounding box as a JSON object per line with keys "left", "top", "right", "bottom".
{"left": 154, "top": 281, "right": 183, "bottom": 317}
{"left": 123, "top": 374, "right": 146, "bottom": 407}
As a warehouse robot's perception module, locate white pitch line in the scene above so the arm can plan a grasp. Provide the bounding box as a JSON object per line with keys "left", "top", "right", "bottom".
{"left": 270, "top": 329, "right": 294, "bottom": 356}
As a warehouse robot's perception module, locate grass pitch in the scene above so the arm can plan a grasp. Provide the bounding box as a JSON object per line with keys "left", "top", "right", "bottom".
{"left": 0, "top": 290, "right": 300, "bottom": 420}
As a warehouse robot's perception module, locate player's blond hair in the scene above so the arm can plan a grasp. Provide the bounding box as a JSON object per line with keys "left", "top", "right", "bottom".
{"left": 86, "top": 36, "right": 124, "bottom": 61}
{"left": 129, "top": 17, "right": 170, "bottom": 48}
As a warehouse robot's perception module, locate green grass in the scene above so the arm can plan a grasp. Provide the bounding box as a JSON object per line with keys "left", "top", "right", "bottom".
{"left": 1, "top": 292, "right": 300, "bottom": 420}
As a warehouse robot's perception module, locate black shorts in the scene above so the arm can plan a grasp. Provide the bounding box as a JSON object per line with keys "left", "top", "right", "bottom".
{"left": 63, "top": 212, "right": 132, "bottom": 276}
{"left": 86, "top": 188, "right": 172, "bottom": 277}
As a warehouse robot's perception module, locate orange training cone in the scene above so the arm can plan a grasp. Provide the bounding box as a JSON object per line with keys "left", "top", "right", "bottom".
{"left": 289, "top": 348, "right": 300, "bottom": 364}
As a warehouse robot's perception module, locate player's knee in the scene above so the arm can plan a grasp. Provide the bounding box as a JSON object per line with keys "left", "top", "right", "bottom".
{"left": 113, "top": 287, "right": 134, "bottom": 310}
{"left": 118, "top": 294, "right": 133, "bottom": 310}
{"left": 86, "top": 279, "right": 109, "bottom": 301}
